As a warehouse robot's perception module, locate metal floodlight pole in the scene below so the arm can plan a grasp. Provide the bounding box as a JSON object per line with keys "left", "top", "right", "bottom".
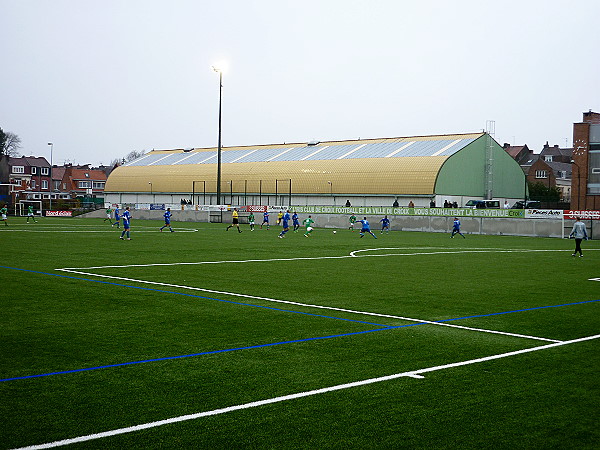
{"left": 47, "top": 143, "right": 53, "bottom": 212}
{"left": 213, "top": 67, "right": 223, "bottom": 206}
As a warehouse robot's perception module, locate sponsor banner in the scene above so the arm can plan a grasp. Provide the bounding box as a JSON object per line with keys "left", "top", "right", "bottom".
{"left": 150, "top": 203, "right": 166, "bottom": 210}
{"left": 245, "top": 205, "right": 268, "bottom": 212}
{"left": 524, "top": 209, "right": 563, "bottom": 219}
{"left": 46, "top": 210, "right": 72, "bottom": 217}
{"left": 291, "top": 205, "right": 526, "bottom": 218}
{"left": 565, "top": 210, "right": 600, "bottom": 220}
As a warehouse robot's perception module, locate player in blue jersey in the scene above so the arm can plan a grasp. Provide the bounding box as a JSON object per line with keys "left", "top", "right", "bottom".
{"left": 119, "top": 207, "right": 132, "bottom": 240}
{"left": 278, "top": 210, "right": 291, "bottom": 238}
{"left": 292, "top": 211, "right": 300, "bottom": 232}
{"left": 112, "top": 206, "right": 121, "bottom": 228}
{"left": 451, "top": 217, "right": 465, "bottom": 238}
{"left": 160, "top": 208, "right": 174, "bottom": 232}
{"left": 357, "top": 217, "right": 377, "bottom": 238}
{"left": 261, "top": 211, "right": 270, "bottom": 229}
{"left": 380, "top": 215, "right": 390, "bottom": 233}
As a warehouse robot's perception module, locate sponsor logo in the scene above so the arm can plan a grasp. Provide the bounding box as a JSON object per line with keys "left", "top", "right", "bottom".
{"left": 565, "top": 210, "right": 600, "bottom": 220}
{"left": 45, "top": 211, "right": 72, "bottom": 217}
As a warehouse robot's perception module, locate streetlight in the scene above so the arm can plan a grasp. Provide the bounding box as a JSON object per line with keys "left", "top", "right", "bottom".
{"left": 327, "top": 181, "right": 333, "bottom": 205}
{"left": 148, "top": 181, "right": 153, "bottom": 198}
{"left": 47, "top": 143, "right": 53, "bottom": 212}
{"left": 212, "top": 64, "right": 224, "bottom": 206}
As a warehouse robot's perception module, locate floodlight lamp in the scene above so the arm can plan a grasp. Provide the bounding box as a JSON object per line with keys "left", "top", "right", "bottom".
{"left": 211, "top": 61, "right": 228, "bottom": 74}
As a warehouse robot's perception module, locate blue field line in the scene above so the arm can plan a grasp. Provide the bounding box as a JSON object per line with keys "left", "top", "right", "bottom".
{"left": 0, "top": 326, "right": 412, "bottom": 382}
{"left": 2, "top": 265, "right": 598, "bottom": 383}
{"left": 0, "top": 265, "right": 387, "bottom": 327}
{"left": 437, "top": 299, "right": 600, "bottom": 323}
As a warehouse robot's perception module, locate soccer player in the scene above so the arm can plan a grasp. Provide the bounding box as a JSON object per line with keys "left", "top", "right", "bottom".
{"left": 160, "top": 207, "right": 174, "bottom": 232}
{"left": 357, "top": 217, "right": 377, "bottom": 238}
{"left": 26, "top": 205, "right": 38, "bottom": 223}
{"left": 248, "top": 212, "right": 255, "bottom": 231}
{"left": 278, "top": 210, "right": 291, "bottom": 238}
{"left": 569, "top": 216, "right": 588, "bottom": 257}
{"left": 349, "top": 214, "right": 356, "bottom": 231}
{"left": 119, "top": 206, "right": 132, "bottom": 240}
{"left": 292, "top": 211, "right": 300, "bottom": 232}
{"left": 226, "top": 208, "right": 242, "bottom": 233}
{"left": 380, "top": 215, "right": 390, "bottom": 233}
{"left": 1, "top": 204, "right": 8, "bottom": 226}
{"left": 303, "top": 215, "right": 315, "bottom": 237}
{"left": 261, "top": 211, "right": 270, "bottom": 229}
{"left": 104, "top": 206, "right": 113, "bottom": 223}
{"left": 451, "top": 217, "right": 465, "bottom": 238}
{"left": 112, "top": 206, "right": 121, "bottom": 228}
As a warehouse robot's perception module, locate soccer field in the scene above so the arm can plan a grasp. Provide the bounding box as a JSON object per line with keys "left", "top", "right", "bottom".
{"left": 1, "top": 217, "right": 599, "bottom": 449}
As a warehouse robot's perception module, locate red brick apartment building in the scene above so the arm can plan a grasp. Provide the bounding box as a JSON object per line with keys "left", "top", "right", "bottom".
{"left": 572, "top": 110, "right": 600, "bottom": 210}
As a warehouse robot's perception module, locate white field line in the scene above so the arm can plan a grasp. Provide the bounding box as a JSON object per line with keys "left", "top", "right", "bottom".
{"left": 16, "top": 333, "right": 600, "bottom": 450}
{"left": 59, "top": 247, "right": 598, "bottom": 271}
{"left": 0, "top": 229, "right": 199, "bottom": 233}
{"left": 55, "top": 268, "right": 561, "bottom": 343}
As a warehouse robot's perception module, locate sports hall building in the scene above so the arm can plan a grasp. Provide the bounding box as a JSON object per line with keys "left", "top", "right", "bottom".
{"left": 104, "top": 132, "right": 526, "bottom": 207}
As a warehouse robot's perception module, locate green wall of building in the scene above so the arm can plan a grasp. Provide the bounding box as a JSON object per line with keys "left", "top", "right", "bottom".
{"left": 434, "top": 135, "right": 527, "bottom": 199}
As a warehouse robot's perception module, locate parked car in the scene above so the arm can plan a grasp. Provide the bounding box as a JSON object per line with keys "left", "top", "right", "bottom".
{"left": 511, "top": 200, "right": 542, "bottom": 209}
{"left": 464, "top": 200, "right": 501, "bottom": 209}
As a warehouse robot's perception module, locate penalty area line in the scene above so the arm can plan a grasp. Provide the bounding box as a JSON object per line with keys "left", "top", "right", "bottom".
{"left": 55, "top": 268, "right": 562, "bottom": 343}
{"left": 15, "top": 333, "right": 600, "bottom": 450}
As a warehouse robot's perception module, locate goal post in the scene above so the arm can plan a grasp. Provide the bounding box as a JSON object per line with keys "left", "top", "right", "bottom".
{"left": 17, "top": 200, "right": 43, "bottom": 217}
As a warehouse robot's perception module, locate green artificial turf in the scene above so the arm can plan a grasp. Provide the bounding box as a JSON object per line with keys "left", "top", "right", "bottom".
{"left": 1, "top": 217, "right": 598, "bottom": 449}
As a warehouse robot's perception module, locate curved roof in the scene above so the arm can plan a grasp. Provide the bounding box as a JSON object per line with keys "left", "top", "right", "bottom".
{"left": 105, "top": 133, "right": 484, "bottom": 195}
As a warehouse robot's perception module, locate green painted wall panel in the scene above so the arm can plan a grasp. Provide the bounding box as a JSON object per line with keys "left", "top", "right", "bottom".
{"left": 435, "top": 135, "right": 526, "bottom": 198}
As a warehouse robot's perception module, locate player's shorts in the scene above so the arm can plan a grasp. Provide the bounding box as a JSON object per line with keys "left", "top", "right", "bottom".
{"left": 165, "top": 219, "right": 171, "bottom": 225}
{"left": 1, "top": 214, "right": 6, "bottom": 220}
{"left": 361, "top": 227, "right": 370, "bottom": 233}
{"left": 282, "top": 221, "right": 289, "bottom": 228}
{"left": 306, "top": 227, "right": 313, "bottom": 232}
{"left": 249, "top": 221, "right": 255, "bottom": 225}
{"left": 232, "top": 218, "right": 239, "bottom": 225}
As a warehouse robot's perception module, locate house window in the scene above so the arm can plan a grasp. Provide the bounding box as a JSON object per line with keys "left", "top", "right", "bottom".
{"left": 544, "top": 156, "right": 553, "bottom": 162}
{"left": 78, "top": 181, "right": 91, "bottom": 189}
{"left": 41, "top": 167, "right": 49, "bottom": 175}
{"left": 535, "top": 170, "right": 548, "bottom": 178}
{"left": 31, "top": 167, "right": 37, "bottom": 175}
{"left": 63, "top": 183, "right": 67, "bottom": 189}
{"left": 53, "top": 180, "right": 61, "bottom": 191}
{"left": 42, "top": 180, "right": 48, "bottom": 189}
{"left": 92, "top": 181, "right": 105, "bottom": 189}
{"left": 12, "top": 166, "right": 24, "bottom": 174}
{"left": 31, "top": 179, "right": 36, "bottom": 189}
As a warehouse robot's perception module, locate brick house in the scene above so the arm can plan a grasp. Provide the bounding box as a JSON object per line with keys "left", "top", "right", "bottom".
{"left": 8, "top": 156, "right": 52, "bottom": 203}
{"left": 502, "top": 143, "right": 534, "bottom": 165}
{"left": 59, "top": 164, "right": 107, "bottom": 198}
{"left": 527, "top": 158, "right": 572, "bottom": 201}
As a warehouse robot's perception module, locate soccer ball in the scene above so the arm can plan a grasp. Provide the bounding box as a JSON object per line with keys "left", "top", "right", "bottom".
{"left": 333, "top": 230, "right": 337, "bottom": 234}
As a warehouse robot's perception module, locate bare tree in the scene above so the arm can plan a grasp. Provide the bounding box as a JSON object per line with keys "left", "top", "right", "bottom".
{"left": 0, "top": 128, "right": 22, "bottom": 157}
{"left": 110, "top": 149, "right": 147, "bottom": 167}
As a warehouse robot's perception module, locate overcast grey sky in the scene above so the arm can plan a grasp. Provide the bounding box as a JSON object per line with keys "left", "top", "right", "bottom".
{"left": 1, "top": 0, "right": 599, "bottom": 167}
